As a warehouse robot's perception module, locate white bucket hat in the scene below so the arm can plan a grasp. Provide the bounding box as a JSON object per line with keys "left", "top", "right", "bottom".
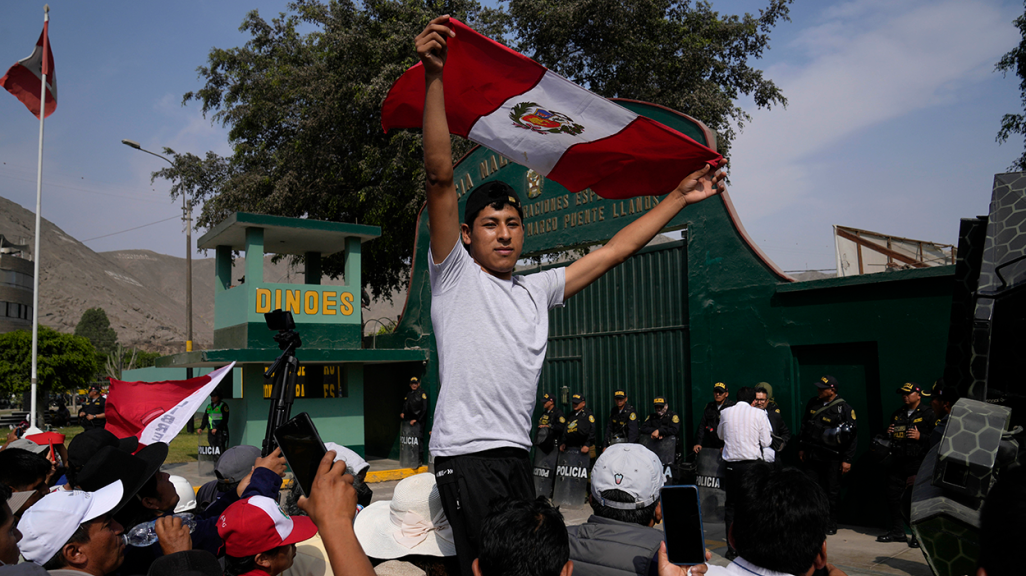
{"left": 353, "top": 473, "right": 454, "bottom": 559}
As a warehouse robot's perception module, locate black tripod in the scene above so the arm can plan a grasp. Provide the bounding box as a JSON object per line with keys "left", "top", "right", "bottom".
{"left": 261, "top": 310, "right": 302, "bottom": 457}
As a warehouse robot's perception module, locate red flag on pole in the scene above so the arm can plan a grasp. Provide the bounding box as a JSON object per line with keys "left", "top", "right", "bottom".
{"left": 381, "top": 18, "right": 722, "bottom": 200}
{"left": 104, "top": 363, "right": 235, "bottom": 449}
{"left": 1, "top": 21, "right": 57, "bottom": 119}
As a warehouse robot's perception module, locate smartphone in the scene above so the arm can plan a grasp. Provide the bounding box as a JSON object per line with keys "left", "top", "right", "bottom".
{"left": 660, "top": 485, "right": 706, "bottom": 565}
{"left": 274, "top": 412, "right": 327, "bottom": 497}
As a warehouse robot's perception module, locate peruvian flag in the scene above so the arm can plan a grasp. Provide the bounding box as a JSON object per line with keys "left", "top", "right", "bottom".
{"left": 381, "top": 18, "right": 723, "bottom": 200}
{"left": 104, "top": 363, "right": 235, "bottom": 448}
{"left": 0, "top": 21, "right": 57, "bottom": 119}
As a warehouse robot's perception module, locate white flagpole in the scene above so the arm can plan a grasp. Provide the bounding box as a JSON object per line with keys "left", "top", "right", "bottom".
{"left": 27, "top": 4, "right": 50, "bottom": 435}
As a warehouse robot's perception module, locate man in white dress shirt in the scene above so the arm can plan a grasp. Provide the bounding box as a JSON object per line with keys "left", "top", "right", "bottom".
{"left": 717, "top": 386, "right": 771, "bottom": 560}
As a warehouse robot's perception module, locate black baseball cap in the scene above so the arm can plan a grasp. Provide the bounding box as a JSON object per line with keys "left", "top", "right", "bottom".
{"left": 815, "top": 375, "right": 839, "bottom": 390}
{"left": 68, "top": 428, "right": 139, "bottom": 471}
{"left": 932, "top": 379, "right": 960, "bottom": 402}
{"left": 541, "top": 393, "right": 554, "bottom": 402}
{"left": 410, "top": 377, "right": 420, "bottom": 383}
{"left": 571, "top": 393, "right": 585, "bottom": 405}
{"left": 898, "top": 382, "right": 927, "bottom": 396}
{"left": 613, "top": 390, "right": 626, "bottom": 398}
{"left": 713, "top": 382, "right": 727, "bottom": 392}
{"left": 89, "top": 385, "right": 102, "bottom": 392}
{"left": 463, "top": 181, "right": 523, "bottom": 226}
{"left": 653, "top": 396, "right": 666, "bottom": 406}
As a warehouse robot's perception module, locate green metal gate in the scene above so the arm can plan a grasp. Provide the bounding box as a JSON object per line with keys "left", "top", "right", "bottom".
{"left": 537, "top": 239, "right": 691, "bottom": 433}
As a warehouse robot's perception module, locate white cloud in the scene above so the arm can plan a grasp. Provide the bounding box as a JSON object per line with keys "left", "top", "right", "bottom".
{"left": 725, "top": 0, "right": 1020, "bottom": 271}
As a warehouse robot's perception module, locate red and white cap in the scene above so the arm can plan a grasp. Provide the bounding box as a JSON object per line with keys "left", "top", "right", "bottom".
{"left": 217, "top": 495, "right": 318, "bottom": 557}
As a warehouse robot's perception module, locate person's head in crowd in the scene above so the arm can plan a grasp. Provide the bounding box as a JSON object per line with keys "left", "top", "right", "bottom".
{"left": 353, "top": 473, "right": 454, "bottom": 562}
{"left": 147, "top": 550, "right": 222, "bottom": 576}
{"left": 931, "top": 379, "right": 960, "bottom": 418}
{"left": 713, "top": 382, "right": 729, "bottom": 404}
{"left": 815, "top": 376, "right": 838, "bottom": 400}
{"left": 652, "top": 396, "right": 668, "bottom": 415}
{"left": 170, "top": 476, "right": 197, "bottom": 514}
{"left": 589, "top": 444, "right": 664, "bottom": 527}
{"left": 410, "top": 377, "right": 420, "bottom": 391}
{"left": 977, "top": 466, "right": 1026, "bottom": 576}
{"left": 541, "top": 393, "right": 555, "bottom": 411}
{"left": 66, "top": 429, "right": 138, "bottom": 486}
{"left": 19, "top": 481, "right": 125, "bottom": 575}
{"left": 613, "top": 390, "right": 627, "bottom": 409}
{"left": 0, "top": 448, "right": 50, "bottom": 495}
{"left": 323, "top": 443, "right": 372, "bottom": 505}
{"left": 753, "top": 388, "right": 769, "bottom": 410}
{"left": 474, "top": 497, "right": 570, "bottom": 576}
{"left": 76, "top": 443, "right": 170, "bottom": 528}
{"left": 219, "top": 495, "right": 317, "bottom": 576}
{"left": 730, "top": 464, "right": 829, "bottom": 575}
{"left": 0, "top": 485, "right": 24, "bottom": 566}
{"left": 6, "top": 439, "right": 48, "bottom": 458}
{"left": 216, "top": 445, "right": 262, "bottom": 493}
{"left": 756, "top": 382, "right": 774, "bottom": 402}
{"left": 88, "top": 385, "right": 102, "bottom": 399}
{"left": 571, "top": 393, "right": 585, "bottom": 411}
{"left": 735, "top": 387, "right": 756, "bottom": 405}
{"left": 897, "top": 382, "right": 926, "bottom": 409}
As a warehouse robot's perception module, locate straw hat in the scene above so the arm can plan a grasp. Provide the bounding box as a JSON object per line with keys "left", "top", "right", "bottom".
{"left": 353, "top": 473, "right": 455, "bottom": 559}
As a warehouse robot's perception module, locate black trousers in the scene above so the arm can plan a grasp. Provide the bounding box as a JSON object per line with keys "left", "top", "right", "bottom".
{"left": 804, "top": 459, "right": 842, "bottom": 529}
{"left": 723, "top": 460, "right": 760, "bottom": 550}
{"left": 885, "top": 458, "right": 921, "bottom": 536}
{"left": 434, "top": 448, "right": 534, "bottom": 576}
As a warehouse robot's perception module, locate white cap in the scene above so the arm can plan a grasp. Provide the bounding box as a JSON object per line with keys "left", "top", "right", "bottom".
{"left": 6, "top": 439, "right": 48, "bottom": 455}
{"left": 170, "top": 475, "right": 197, "bottom": 513}
{"left": 17, "top": 480, "right": 124, "bottom": 565}
{"left": 324, "top": 442, "right": 370, "bottom": 476}
{"left": 590, "top": 444, "right": 664, "bottom": 510}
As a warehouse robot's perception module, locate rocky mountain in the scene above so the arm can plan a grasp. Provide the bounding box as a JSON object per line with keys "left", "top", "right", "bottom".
{"left": 0, "top": 195, "right": 407, "bottom": 354}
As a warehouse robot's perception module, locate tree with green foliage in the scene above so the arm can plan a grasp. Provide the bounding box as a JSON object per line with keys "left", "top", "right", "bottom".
{"left": 997, "top": 2, "right": 1026, "bottom": 170}
{"left": 0, "top": 327, "right": 100, "bottom": 396}
{"left": 74, "top": 308, "right": 118, "bottom": 356}
{"left": 164, "top": 0, "right": 790, "bottom": 299}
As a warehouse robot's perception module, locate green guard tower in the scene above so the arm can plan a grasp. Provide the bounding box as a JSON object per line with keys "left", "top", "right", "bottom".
{"left": 156, "top": 213, "right": 428, "bottom": 455}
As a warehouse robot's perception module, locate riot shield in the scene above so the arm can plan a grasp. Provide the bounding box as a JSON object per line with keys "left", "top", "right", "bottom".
{"left": 533, "top": 446, "right": 559, "bottom": 499}
{"left": 640, "top": 435, "right": 676, "bottom": 464}
{"left": 694, "top": 448, "right": 727, "bottom": 524}
{"left": 553, "top": 449, "right": 590, "bottom": 507}
{"left": 400, "top": 421, "right": 423, "bottom": 469}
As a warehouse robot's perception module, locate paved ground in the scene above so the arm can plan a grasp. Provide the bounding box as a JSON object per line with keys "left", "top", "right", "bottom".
{"left": 163, "top": 460, "right": 932, "bottom": 576}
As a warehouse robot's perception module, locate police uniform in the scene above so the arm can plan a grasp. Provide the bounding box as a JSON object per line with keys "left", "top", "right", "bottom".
{"left": 694, "top": 383, "right": 734, "bottom": 450}
{"left": 605, "top": 391, "right": 639, "bottom": 445}
{"left": 639, "top": 406, "right": 681, "bottom": 439}
{"left": 78, "top": 393, "right": 106, "bottom": 430}
{"left": 536, "top": 395, "right": 566, "bottom": 453}
{"left": 878, "top": 382, "right": 935, "bottom": 544}
{"left": 798, "top": 376, "right": 857, "bottom": 533}
{"left": 562, "top": 401, "right": 596, "bottom": 451}
{"left": 201, "top": 399, "right": 230, "bottom": 453}
{"left": 401, "top": 378, "right": 429, "bottom": 456}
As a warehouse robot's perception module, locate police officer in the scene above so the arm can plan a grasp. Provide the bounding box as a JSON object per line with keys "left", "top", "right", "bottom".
{"left": 640, "top": 396, "right": 681, "bottom": 442}
{"left": 536, "top": 392, "right": 566, "bottom": 452}
{"left": 560, "top": 393, "right": 596, "bottom": 455}
{"left": 798, "top": 375, "right": 857, "bottom": 535}
{"left": 877, "top": 382, "right": 935, "bottom": 547}
{"left": 400, "top": 377, "right": 428, "bottom": 426}
{"left": 78, "top": 385, "right": 106, "bottom": 430}
{"left": 604, "top": 389, "right": 639, "bottom": 447}
{"left": 198, "top": 390, "right": 230, "bottom": 454}
{"left": 928, "top": 378, "right": 959, "bottom": 449}
{"left": 692, "top": 382, "right": 734, "bottom": 454}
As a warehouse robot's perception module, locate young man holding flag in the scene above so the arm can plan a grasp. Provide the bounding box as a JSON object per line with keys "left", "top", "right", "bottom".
{"left": 415, "top": 15, "right": 726, "bottom": 575}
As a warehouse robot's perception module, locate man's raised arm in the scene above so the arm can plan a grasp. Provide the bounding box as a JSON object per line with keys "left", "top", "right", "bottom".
{"left": 418, "top": 16, "right": 460, "bottom": 264}
{"left": 563, "top": 163, "right": 726, "bottom": 299}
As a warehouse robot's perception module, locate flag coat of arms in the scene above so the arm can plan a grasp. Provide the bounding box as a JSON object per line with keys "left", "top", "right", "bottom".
{"left": 381, "top": 18, "right": 723, "bottom": 200}
{"left": 0, "top": 23, "right": 57, "bottom": 119}
{"left": 104, "top": 363, "right": 235, "bottom": 448}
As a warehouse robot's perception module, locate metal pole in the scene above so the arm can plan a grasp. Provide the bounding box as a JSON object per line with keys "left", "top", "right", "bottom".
{"left": 27, "top": 6, "right": 51, "bottom": 434}
{"left": 120, "top": 139, "right": 193, "bottom": 379}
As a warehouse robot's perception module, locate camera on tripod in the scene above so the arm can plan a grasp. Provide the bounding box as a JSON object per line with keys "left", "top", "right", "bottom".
{"left": 261, "top": 309, "right": 302, "bottom": 456}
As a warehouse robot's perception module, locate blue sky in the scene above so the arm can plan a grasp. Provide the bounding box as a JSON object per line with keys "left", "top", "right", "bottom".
{"left": 0, "top": 0, "right": 1023, "bottom": 274}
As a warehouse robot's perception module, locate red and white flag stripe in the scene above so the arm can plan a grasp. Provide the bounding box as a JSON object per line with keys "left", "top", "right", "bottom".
{"left": 104, "top": 363, "right": 235, "bottom": 448}
{"left": 381, "top": 18, "right": 723, "bottom": 200}
{"left": 0, "top": 22, "right": 57, "bottom": 119}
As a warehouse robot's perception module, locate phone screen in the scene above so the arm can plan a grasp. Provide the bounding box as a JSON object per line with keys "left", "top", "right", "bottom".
{"left": 274, "top": 412, "right": 327, "bottom": 497}
{"left": 660, "top": 485, "right": 705, "bottom": 565}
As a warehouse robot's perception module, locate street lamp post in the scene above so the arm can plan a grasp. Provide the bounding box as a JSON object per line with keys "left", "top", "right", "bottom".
{"left": 121, "top": 139, "right": 193, "bottom": 378}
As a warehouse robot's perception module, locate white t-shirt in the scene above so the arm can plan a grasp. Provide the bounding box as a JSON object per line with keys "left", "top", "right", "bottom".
{"left": 428, "top": 240, "right": 565, "bottom": 457}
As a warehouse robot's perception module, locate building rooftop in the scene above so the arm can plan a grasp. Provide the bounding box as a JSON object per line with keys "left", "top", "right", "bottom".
{"left": 197, "top": 213, "right": 380, "bottom": 256}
